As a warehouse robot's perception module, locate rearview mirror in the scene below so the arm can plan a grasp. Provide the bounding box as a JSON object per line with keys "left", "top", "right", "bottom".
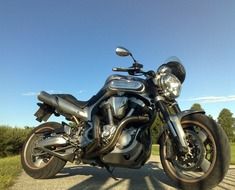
{"left": 115, "top": 47, "right": 131, "bottom": 57}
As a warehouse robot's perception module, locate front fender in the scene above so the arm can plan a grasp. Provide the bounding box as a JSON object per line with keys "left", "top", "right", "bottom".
{"left": 156, "top": 110, "right": 205, "bottom": 144}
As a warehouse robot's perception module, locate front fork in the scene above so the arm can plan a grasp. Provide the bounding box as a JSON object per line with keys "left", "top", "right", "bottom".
{"left": 156, "top": 99, "right": 189, "bottom": 153}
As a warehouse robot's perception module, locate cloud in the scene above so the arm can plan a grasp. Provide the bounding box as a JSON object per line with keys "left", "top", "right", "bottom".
{"left": 181, "top": 95, "right": 235, "bottom": 104}
{"left": 22, "top": 90, "right": 86, "bottom": 97}
{"left": 21, "top": 92, "right": 39, "bottom": 96}
{"left": 21, "top": 90, "right": 57, "bottom": 97}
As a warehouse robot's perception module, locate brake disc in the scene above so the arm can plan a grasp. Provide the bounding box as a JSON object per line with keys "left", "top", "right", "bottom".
{"left": 173, "top": 130, "right": 205, "bottom": 171}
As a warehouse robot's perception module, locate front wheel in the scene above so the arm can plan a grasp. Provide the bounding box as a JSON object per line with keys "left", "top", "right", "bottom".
{"left": 159, "top": 114, "right": 230, "bottom": 190}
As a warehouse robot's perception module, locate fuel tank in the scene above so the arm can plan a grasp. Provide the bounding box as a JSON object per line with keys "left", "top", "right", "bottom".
{"left": 105, "top": 75, "right": 145, "bottom": 93}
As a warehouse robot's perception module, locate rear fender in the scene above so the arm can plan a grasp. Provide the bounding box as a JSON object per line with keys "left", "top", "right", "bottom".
{"left": 34, "top": 103, "right": 55, "bottom": 122}
{"left": 156, "top": 110, "right": 205, "bottom": 144}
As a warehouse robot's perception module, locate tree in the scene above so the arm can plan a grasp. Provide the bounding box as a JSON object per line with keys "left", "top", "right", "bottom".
{"left": 217, "top": 108, "right": 235, "bottom": 142}
{"left": 208, "top": 114, "right": 214, "bottom": 120}
{"left": 190, "top": 103, "right": 204, "bottom": 111}
{"left": 151, "top": 114, "right": 164, "bottom": 144}
{"left": 0, "top": 125, "right": 32, "bottom": 157}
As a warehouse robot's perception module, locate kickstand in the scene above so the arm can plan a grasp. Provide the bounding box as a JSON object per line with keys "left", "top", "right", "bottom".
{"left": 104, "top": 165, "right": 118, "bottom": 181}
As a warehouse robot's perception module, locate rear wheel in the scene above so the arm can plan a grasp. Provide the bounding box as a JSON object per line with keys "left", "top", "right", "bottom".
{"left": 159, "top": 114, "right": 230, "bottom": 190}
{"left": 21, "top": 122, "right": 67, "bottom": 179}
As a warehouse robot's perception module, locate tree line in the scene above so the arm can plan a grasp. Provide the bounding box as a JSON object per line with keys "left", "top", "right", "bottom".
{"left": 0, "top": 126, "right": 32, "bottom": 157}
{"left": 191, "top": 103, "right": 235, "bottom": 142}
{"left": 0, "top": 103, "right": 234, "bottom": 157}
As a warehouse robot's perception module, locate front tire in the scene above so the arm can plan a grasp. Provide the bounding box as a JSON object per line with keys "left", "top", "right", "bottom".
{"left": 21, "top": 122, "right": 67, "bottom": 179}
{"left": 159, "top": 114, "right": 230, "bottom": 190}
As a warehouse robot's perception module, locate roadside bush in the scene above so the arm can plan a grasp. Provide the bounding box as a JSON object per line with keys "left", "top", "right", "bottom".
{"left": 0, "top": 126, "right": 33, "bottom": 157}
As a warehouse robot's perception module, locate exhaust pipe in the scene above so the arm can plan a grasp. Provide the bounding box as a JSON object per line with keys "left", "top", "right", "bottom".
{"left": 38, "top": 91, "right": 88, "bottom": 120}
{"left": 100, "top": 116, "right": 149, "bottom": 154}
{"left": 85, "top": 116, "right": 149, "bottom": 158}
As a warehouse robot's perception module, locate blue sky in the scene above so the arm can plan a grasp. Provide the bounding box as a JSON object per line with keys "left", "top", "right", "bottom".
{"left": 0, "top": 0, "right": 235, "bottom": 127}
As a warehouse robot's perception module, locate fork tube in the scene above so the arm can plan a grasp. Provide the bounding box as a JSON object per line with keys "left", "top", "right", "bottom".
{"left": 171, "top": 101, "right": 181, "bottom": 113}
{"left": 156, "top": 99, "right": 188, "bottom": 152}
{"left": 156, "top": 100, "right": 177, "bottom": 137}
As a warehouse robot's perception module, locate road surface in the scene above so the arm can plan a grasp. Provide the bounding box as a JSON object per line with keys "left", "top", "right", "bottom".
{"left": 10, "top": 156, "right": 235, "bottom": 190}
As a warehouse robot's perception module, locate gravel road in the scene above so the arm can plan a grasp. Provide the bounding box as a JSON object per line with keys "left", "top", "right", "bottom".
{"left": 10, "top": 156, "right": 235, "bottom": 190}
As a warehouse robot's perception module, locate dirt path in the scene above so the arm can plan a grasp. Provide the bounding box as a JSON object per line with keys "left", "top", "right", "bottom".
{"left": 10, "top": 156, "right": 235, "bottom": 190}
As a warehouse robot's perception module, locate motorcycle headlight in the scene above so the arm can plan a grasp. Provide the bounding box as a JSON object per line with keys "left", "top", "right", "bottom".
{"left": 155, "top": 73, "right": 182, "bottom": 99}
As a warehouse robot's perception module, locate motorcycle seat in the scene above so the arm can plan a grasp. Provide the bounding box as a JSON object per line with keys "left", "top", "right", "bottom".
{"left": 54, "top": 88, "right": 106, "bottom": 109}
{"left": 55, "top": 94, "right": 89, "bottom": 109}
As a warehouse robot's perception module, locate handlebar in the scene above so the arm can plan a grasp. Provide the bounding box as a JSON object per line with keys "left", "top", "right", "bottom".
{"left": 112, "top": 67, "right": 136, "bottom": 72}
{"left": 112, "top": 66, "right": 156, "bottom": 78}
{"left": 112, "top": 67, "right": 142, "bottom": 76}
{"left": 112, "top": 63, "right": 143, "bottom": 73}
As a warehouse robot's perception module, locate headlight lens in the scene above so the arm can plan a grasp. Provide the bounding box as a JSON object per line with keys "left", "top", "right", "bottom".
{"left": 155, "top": 73, "right": 182, "bottom": 99}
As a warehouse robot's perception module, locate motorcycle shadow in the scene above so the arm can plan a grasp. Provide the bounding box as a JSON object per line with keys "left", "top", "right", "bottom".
{"left": 54, "top": 161, "right": 179, "bottom": 190}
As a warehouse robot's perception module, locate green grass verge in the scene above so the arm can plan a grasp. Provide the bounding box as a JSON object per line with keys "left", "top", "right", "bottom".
{"left": 151, "top": 144, "right": 159, "bottom": 156}
{"left": 152, "top": 143, "right": 235, "bottom": 165}
{"left": 0, "top": 156, "right": 21, "bottom": 190}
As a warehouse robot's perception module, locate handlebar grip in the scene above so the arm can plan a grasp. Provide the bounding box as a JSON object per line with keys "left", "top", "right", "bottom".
{"left": 112, "top": 67, "right": 129, "bottom": 72}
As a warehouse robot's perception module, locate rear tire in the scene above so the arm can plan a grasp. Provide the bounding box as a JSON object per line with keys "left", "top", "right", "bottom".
{"left": 159, "top": 114, "right": 230, "bottom": 190}
{"left": 21, "top": 122, "right": 67, "bottom": 179}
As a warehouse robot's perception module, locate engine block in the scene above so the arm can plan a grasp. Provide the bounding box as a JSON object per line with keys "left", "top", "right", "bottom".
{"left": 108, "top": 96, "right": 128, "bottom": 119}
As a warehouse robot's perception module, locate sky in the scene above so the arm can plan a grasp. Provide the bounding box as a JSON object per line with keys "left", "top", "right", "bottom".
{"left": 0, "top": 0, "right": 235, "bottom": 127}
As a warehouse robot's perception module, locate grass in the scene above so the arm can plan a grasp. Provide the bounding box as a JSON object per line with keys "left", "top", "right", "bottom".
{"left": 231, "top": 143, "right": 235, "bottom": 165}
{"left": 151, "top": 144, "right": 159, "bottom": 156}
{"left": 152, "top": 143, "right": 235, "bottom": 165}
{"left": 0, "top": 156, "right": 21, "bottom": 190}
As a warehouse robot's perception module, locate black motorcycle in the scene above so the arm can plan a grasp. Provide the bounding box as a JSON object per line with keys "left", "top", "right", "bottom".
{"left": 21, "top": 47, "right": 230, "bottom": 190}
